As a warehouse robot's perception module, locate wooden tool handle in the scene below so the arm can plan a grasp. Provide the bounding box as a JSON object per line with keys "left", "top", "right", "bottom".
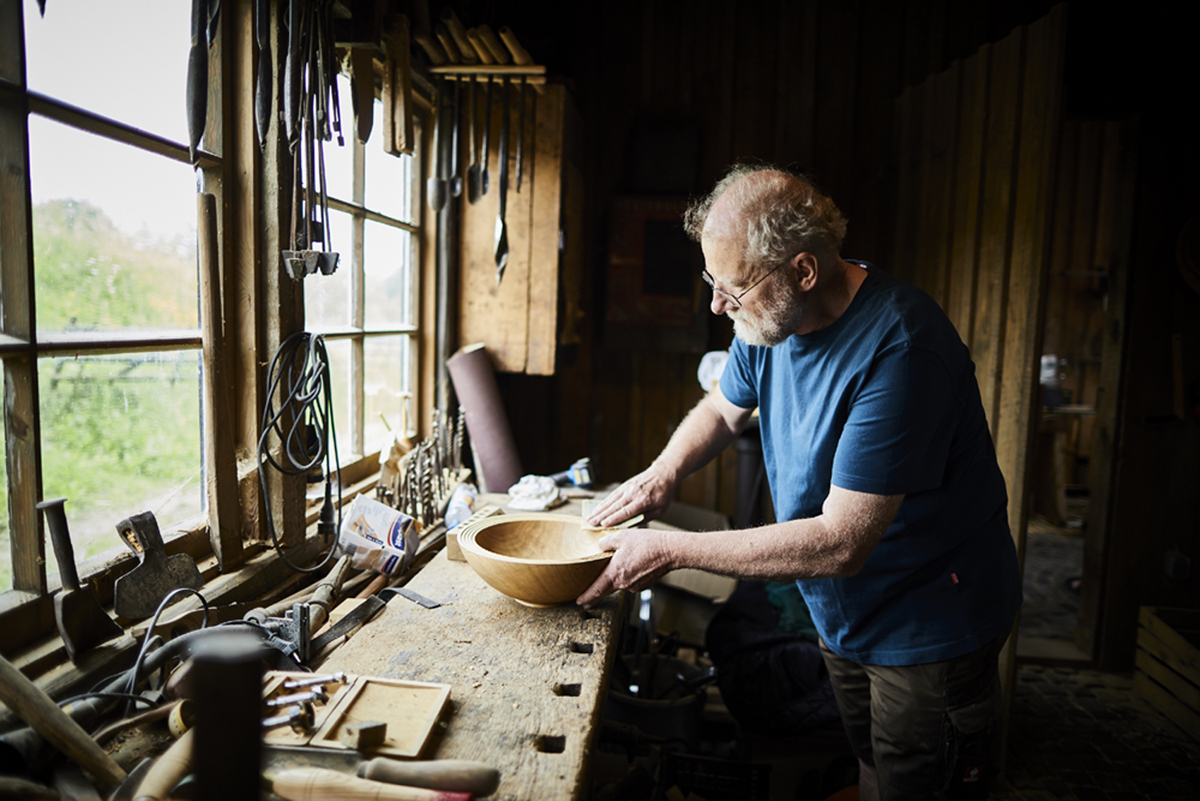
{"left": 476, "top": 25, "right": 511, "bottom": 65}
{"left": 434, "top": 24, "right": 462, "bottom": 64}
{"left": 498, "top": 27, "right": 532, "bottom": 66}
{"left": 37, "top": 498, "right": 80, "bottom": 591}
{"left": 134, "top": 728, "right": 193, "bottom": 800}
{"left": 0, "top": 653, "right": 127, "bottom": 793}
{"left": 412, "top": 30, "right": 447, "bottom": 65}
{"left": 465, "top": 28, "right": 494, "bottom": 65}
{"left": 358, "top": 758, "right": 500, "bottom": 796}
{"left": 438, "top": 8, "right": 476, "bottom": 64}
{"left": 272, "top": 768, "right": 471, "bottom": 801}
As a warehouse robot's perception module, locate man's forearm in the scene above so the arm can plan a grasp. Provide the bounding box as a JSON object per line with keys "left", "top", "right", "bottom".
{"left": 588, "top": 391, "right": 751, "bottom": 527}
{"left": 648, "top": 392, "right": 748, "bottom": 484}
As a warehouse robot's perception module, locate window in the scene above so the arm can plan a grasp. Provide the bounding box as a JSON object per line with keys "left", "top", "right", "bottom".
{"left": 306, "top": 75, "right": 420, "bottom": 462}
{"left": 3, "top": 0, "right": 205, "bottom": 593}
{"left": 1, "top": 0, "right": 429, "bottom": 637}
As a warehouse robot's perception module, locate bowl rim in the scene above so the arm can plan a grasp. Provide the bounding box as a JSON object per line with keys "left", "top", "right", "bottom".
{"left": 457, "top": 512, "right": 614, "bottom": 566}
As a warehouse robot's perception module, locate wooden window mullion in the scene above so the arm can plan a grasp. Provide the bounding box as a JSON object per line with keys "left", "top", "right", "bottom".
{"left": 1, "top": 0, "right": 45, "bottom": 595}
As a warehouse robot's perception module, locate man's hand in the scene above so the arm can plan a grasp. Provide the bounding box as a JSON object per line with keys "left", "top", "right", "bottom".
{"left": 586, "top": 467, "right": 676, "bottom": 528}
{"left": 576, "top": 529, "right": 676, "bottom": 607}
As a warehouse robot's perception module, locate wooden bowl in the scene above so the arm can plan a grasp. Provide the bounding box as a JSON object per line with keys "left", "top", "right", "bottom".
{"left": 457, "top": 513, "right": 613, "bottom": 607}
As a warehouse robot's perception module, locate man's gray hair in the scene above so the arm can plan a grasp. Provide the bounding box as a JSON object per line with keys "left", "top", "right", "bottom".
{"left": 683, "top": 165, "right": 848, "bottom": 269}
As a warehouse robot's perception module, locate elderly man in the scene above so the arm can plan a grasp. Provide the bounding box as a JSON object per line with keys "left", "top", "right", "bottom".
{"left": 579, "top": 165, "right": 1022, "bottom": 801}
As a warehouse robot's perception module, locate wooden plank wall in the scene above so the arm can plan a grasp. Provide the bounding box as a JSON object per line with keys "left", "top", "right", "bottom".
{"left": 493, "top": 0, "right": 1062, "bottom": 524}
{"left": 890, "top": 5, "right": 1067, "bottom": 757}
{"left": 891, "top": 7, "right": 1066, "bottom": 563}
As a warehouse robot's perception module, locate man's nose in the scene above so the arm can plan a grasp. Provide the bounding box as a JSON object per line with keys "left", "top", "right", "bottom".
{"left": 710, "top": 291, "right": 736, "bottom": 315}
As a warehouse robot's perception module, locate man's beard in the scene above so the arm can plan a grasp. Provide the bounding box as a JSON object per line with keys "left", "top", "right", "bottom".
{"left": 728, "top": 277, "right": 805, "bottom": 347}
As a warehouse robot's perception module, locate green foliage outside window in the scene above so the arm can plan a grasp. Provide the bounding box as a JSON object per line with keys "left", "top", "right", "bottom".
{"left": 1, "top": 200, "right": 202, "bottom": 589}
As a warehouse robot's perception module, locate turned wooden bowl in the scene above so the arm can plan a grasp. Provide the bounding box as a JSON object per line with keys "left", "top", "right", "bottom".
{"left": 457, "top": 513, "right": 613, "bottom": 607}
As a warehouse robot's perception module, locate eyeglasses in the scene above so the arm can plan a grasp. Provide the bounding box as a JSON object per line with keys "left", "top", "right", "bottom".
{"left": 701, "top": 259, "right": 788, "bottom": 308}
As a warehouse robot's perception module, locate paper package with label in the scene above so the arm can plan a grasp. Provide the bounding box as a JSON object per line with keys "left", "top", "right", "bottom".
{"left": 337, "top": 494, "right": 419, "bottom": 575}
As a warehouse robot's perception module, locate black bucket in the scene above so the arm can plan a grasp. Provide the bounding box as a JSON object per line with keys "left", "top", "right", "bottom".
{"left": 605, "top": 654, "right": 707, "bottom": 751}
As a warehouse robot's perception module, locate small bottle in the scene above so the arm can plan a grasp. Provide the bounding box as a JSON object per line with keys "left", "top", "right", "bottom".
{"left": 444, "top": 482, "right": 479, "bottom": 529}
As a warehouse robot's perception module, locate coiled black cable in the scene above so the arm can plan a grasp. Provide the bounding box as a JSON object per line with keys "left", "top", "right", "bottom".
{"left": 258, "top": 331, "right": 342, "bottom": 573}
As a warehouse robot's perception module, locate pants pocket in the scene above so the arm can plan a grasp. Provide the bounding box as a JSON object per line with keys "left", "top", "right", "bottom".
{"left": 938, "top": 676, "right": 1001, "bottom": 800}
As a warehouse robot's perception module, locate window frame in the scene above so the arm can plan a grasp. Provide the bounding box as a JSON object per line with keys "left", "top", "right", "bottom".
{"left": 0, "top": 0, "right": 434, "bottom": 656}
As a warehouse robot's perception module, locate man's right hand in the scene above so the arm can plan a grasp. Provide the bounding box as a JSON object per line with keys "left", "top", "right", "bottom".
{"left": 586, "top": 467, "right": 676, "bottom": 528}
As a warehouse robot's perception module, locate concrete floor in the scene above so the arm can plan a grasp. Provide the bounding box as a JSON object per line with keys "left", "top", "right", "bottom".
{"left": 994, "top": 664, "right": 1200, "bottom": 800}
{"left": 995, "top": 510, "right": 1200, "bottom": 800}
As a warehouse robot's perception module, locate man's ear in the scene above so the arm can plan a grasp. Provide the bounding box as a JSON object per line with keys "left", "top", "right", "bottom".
{"left": 795, "top": 252, "right": 820, "bottom": 291}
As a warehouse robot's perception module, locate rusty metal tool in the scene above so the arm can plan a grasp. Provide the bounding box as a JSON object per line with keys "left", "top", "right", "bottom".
{"left": 494, "top": 76, "right": 511, "bottom": 284}
{"left": 466, "top": 77, "right": 482, "bottom": 204}
{"left": 480, "top": 77, "right": 492, "bottom": 196}
{"left": 282, "top": 671, "right": 346, "bottom": 690}
{"left": 37, "top": 498, "right": 124, "bottom": 662}
{"left": 515, "top": 77, "right": 526, "bottom": 192}
{"left": 449, "top": 78, "right": 463, "bottom": 198}
{"left": 266, "top": 688, "right": 328, "bottom": 708}
{"left": 114, "top": 511, "right": 204, "bottom": 621}
{"left": 427, "top": 81, "right": 447, "bottom": 211}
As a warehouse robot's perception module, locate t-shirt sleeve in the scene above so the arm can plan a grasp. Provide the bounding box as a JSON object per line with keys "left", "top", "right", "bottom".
{"left": 719, "top": 341, "right": 760, "bottom": 409}
{"left": 831, "top": 345, "right": 960, "bottom": 496}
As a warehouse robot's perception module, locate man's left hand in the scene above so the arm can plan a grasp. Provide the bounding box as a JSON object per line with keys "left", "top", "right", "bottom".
{"left": 576, "top": 529, "right": 675, "bottom": 607}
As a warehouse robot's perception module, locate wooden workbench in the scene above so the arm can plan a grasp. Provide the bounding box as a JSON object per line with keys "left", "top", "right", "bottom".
{"left": 322, "top": 497, "right": 625, "bottom": 801}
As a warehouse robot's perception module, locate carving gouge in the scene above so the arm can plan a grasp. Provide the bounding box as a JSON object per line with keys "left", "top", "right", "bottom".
{"left": 263, "top": 747, "right": 499, "bottom": 796}
{"left": 268, "top": 767, "right": 472, "bottom": 801}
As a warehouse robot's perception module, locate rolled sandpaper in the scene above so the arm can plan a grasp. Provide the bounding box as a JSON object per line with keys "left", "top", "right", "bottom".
{"left": 447, "top": 344, "right": 523, "bottom": 493}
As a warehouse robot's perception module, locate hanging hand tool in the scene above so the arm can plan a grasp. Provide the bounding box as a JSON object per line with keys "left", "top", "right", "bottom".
{"left": 186, "top": 0, "right": 210, "bottom": 164}
{"left": 449, "top": 78, "right": 463, "bottom": 198}
{"left": 480, "top": 77, "right": 492, "bottom": 196}
{"left": 281, "top": 0, "right": 342, "bottom": 279}
{"left": 515, "top": 77, "right": 526, "bottom": 192}
{"left": 36, "top": 499, "right": 124, "bottom": 662}
{"left": 113, "top": 511, "right": 204, "bottom": 621}
{"left": 426, "top": 82, "right": 446, "bottom": 211}
{"left": 254, "top": 0, "right": 271, "bottom": 149}
{"left": 466, "top": 77, "right": 482, "bottom": 204}
{"left": 494, "top": 77, "right": 511, "bottom": 285}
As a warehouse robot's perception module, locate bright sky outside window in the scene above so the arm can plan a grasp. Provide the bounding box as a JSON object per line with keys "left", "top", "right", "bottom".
{"left": 15, "top": 0, "right": 205, "bottom": 578}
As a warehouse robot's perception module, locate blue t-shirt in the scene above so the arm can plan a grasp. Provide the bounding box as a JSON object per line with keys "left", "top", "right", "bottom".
{"left": 720, "top": 263, "right": 1022, "bottom": 666}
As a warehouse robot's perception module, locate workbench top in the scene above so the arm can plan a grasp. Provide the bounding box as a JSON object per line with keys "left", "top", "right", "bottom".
{"left": 323, "top": 497, "right": 625, "bottom": 801}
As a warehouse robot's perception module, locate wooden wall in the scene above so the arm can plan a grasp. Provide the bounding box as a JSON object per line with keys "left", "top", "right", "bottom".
{"left": 892, "top": 7, "right": 1066, "bottom": 570}
{"left": 492, "top": 0, "right": 1062, "bottom": 522}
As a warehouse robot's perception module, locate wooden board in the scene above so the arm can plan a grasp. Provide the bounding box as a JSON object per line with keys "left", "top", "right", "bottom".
{"left": 321, "top": 544, "right": 623, "bottom": 800}
{"left": 1134, "top": 606, "right": 1200, "bottom": 741}
{"left": 310, "top": 676, "right": 451, "bottom": 758}
{"left": 263, "top": 671, "right": 451, "bottom": 759}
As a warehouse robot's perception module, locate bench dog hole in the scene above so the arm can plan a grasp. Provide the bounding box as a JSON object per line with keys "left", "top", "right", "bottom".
{"left": 537, "top": 735, "right": 567, "bottom": 754}
{"left": 569, "top": 642, "right": 594, "bottom": 654}
{"left": 553, "top": 683, "right": 582, "bottom": 697}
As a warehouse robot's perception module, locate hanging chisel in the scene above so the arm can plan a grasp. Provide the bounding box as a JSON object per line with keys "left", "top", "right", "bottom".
{"left": 494, "top": 76, "right": 510, "bottom": 284}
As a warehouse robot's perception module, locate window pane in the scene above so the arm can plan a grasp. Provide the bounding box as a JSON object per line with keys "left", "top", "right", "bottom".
{"left": 29, "top": 117, "right": 199, "bottom": 334}
{"left": 364, "top": 100, "right": 414, "bottom": 223}
{"left": 363, "top": 335, "right": 411, "bottom": 454}
{"left": 363, "top": 222, "right": 413, "bottom": 329}
{"left": 24, "top": 0, "right": 191, "bottom": 144}
{"left": 322, "top": 74, "right": 356, "bottom": 205}
{"left": 304, "top": 211, "right": 354, "bottom": 331}
{"left": 38, "top": 351, "right": 202, "bottom": 575}
{"left": 1, "top": 405, "right": 9, "bottom": 591}
{"left": 321, "top": 339, "right": 353, "bottom": 463}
